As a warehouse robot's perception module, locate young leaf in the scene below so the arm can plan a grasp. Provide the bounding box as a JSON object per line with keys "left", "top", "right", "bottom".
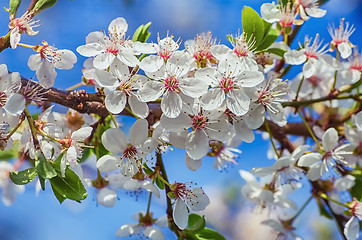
{"left": 242, "top": 6, "right": 264, "bottom": 48}
{"left": 155, "top": 177, "right": 165, "bottom": 190}
{"left": 0, "top": 150, "right": 17, "bottom": 160}
{"left": 51, "top": 184, "right": 66, "bottom": 203}
{"left": 188, "top": 214, "right": 206, "bottom": 233}
{"left": 262, "top": 47, "right": 287, "bottom": 58}
{"left": 194, "top": 228, "right": 227, "bottom": 240}
{"left": 132, "top": 24, "right": 144, "bottom": 42}
{"left": 139, "top": 22, "right": 152, "bottom": 43}
{"left": 9, "top": 167, "right": 37, "bottom": 185}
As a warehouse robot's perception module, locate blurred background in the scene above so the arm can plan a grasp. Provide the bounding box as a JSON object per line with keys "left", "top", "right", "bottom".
{"left": 0, "top": 0, "right": 361, "bottom": 239}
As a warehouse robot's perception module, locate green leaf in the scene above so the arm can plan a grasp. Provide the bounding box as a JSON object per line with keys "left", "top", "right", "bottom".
{"left": 188, "top": 214, "right": 206, "bottom": 233}
{"left": 39, "top": 176, "right": 46, "bottom": 191}
{"left": 242, "top": 6, "right": 264, "bottom": 49}
{"left": 36, "top": 154, "right": 57, "bottom": 179}
{"left": 9, "top": 167, "right": 37, "bottom": 185}
{"left": 50, "top": 159, "right": 87, "bottom": 203}
{"left": 50, "top": 183, "right": 66, "bottom": 203}
{"left": 0, "top": 150, "right": 17, "bottom": 160}
{"left": 155, "top": 177, "right": 164, "bottom": 190}
{"left": 194, "top": 228, "right": 226, "bottom": 240}
{"left": 262, "top": 47, "right": 287, "bottom": 58}
{"left": 256, "top": 28, "right": 279, "bottom": 51}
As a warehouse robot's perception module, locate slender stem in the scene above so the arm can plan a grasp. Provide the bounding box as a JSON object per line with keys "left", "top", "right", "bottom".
{"left": 109, "top": 113, "right": 118, "bottom": 128}
{"left": 155, "top": 152, "right": 181, "bottom": 238}
{"left": 4, "top": 114, "right": 25, "bottom": 140}
{"left": 17, "top": 43, "right": 36, "bottom": 49}
{"left": 24, "top": 108, "right": 40, "bottom": 150}
{"left": 323, "top": 199, "right": 348, "bottom": 240}
{"left": 124, "top": 106, "right": 138, "bottom": 119}
{"left": 37, "top": 128, "right": 58, "bottom": 142}
{"left": 291, "top": 195, "right": 313, "bottom": 223}
{"left": 66, "top": 82, "right": 84, "bottom": 91}
{"left": 331, "top": 50, "right": 340, "bottom": 91}
{"left": 320, "top": 193, "right": 349, "bottom": 208}
{"left": 297, "top": 110, "right": 321, "bottom": 149}
{"left": 294, "top": 75, "right": 305, "bottom": 101}
{"left": 146, "top": 192, "right": 153, "bottom": 215}
{"left": 157, "top": 173, "right": 171, "bottom": 187}
{"left": 264, "top": 119, "right": 280, "bottom": 158}
{"left": 282, "top": 93, "right": 362, "bottom": 108}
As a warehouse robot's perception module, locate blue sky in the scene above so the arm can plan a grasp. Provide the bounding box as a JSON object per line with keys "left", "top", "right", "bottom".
{"left": 0, "top": 0, "right": 361, "bottom": 239}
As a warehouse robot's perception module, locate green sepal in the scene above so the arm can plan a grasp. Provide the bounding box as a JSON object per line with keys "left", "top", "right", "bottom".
{"left": 9, "top": 0, "right": 21, "bottom": 15}
{"left": 9, "top": 167, "right": 37, "bottom": 185}
{"left": 187, "top": 214, "right": 206, "bottom": 233}
{"left": 194, "top": 228, "right": 227, "bottom": 240}
{"left": 36, "top": 153, "right": 57, "bottom": 179}
{"left": 167, "top": 191, "right": 177, "bottom": 199}
{"left": 242, "top": 6, "right": 264, "bottom": 49}
{"left": 33, "top": 0, "right": 57, "bottom": 12}
{"left": 143, "top": 162, "right": 153, "bottom": 175}
{"left": 155, "top": 177, "right": 164, "bottom": 190}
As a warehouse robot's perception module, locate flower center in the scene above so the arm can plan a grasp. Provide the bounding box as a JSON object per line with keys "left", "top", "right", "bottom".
{"left": 164, "top": 76, "right": 179, "bottom": 92}
{"left": 219, "top": 77, "right": 235, "bottom": 93}
{"left": 173, "top": 182, "right": 193, "bottom": 201}
{"left": 159, "top": 49, "right": 172, "bottom": 61}
{"left": 123, "top": 145, "right": 138, "bottom": 159}
{"left": 192, "top": 115, "right": 207, "bottom": 130}
{"left": 119, "top": 81, "right": 132, "bottom": 95}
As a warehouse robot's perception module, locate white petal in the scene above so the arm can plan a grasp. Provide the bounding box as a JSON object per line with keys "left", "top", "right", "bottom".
{"left": 37, "top": 60, "right": 57, "bottom": 88}
{"left": 185, "top": 154, "right": 202, "bottom": 171}
{"left": 226, "top": 89, "right": 250, "bottom": 116}
{"left": 237, "top": 71, "right": 265, "bottom": 87}
{"left": 210, "top": 44, "right": 230, "bottom": 60}
{"left": 303, "top": 58, "right": 317, "bottom": 78}
{"left": 4, "top": 94, "right": 25, "bottom": 115}
{"left": 144, "top": 226, "right": 164, "bottom": 240}
{"left": 105, "top": 91, "right": 127, "bottom": 114}
{"left": 76, "top": 43, "right": 103, "bottom": 57}
{"left": 322, "top": 128, "right": 338, "bottom": 152}
{"left": 284, "top": 50, "right": 306, "bottom": 65}
{"left": 138, "top": 81, "right": 164, "bottom": 102}
{"left": 71, "top": 127, "right": 92, "bottom": 141}
{"left": 161, "top": 91, "right": 182, "bottom": 118}
{"left": 97, "top": 155, "right": 120, "bottom": 172}
{"left": 187, "top": 187, "right": 210, "bottom": 211}
{"left": 118, "top": 51, "right": 140, "bottom": 67}
{"left": 260, "top": 3, "right": 280, "bottom": 23}
{"left": 141, "top": 181, "right": 160, "bottom": 198}
{"left": 186, "top": 130, "right": 209, "bottom": 160}
{"left": 179, "top": 77, "right": 208, "bottom": 98}
{"left": 129, "top": 119, "right": 148, "bottom": 146}
{"left": 298, "top": 153, "right": 321, "bottom": 166}
{"left": 139, "top": 55, "right": 164, "bottom": 72}
{"left": 355, "top": 112, "right": 362, "bottom": 131}
{"left": 234, "top": 119, "right": 255, "bottom": 143}
{"left": 305, "top": 7, "right": 326, "bottom": 18}
{"left": 54, "top": 50, "right": 77, "bottom": 70}
{"left": 102, "top": 128, "right": 128, "bottom": 154}
{"left": 133, "top": 42, "right": 158, "bottom": 54}
{"left": 160, "top": 113, "right": 192, "bottom": 132}
{"left": 344, "top": 217, "right": 359, "bottom": 240}
{"left": 10, "top": 28, "right": 21, "bottom": 49}
{"left": 93, "top": 52, "right": 115, "bottom": 70}
{"left": 94, "top": 69, "right": 118, "bottom": 88}
{"left": 108, "top": 17, "right": 128, "bottom": 36}
{"left": 129, "top": 95, "right": 149, "bottom": 118}
{"left": 115, "top": 224, "right": 138, "bottom": 237}
{"left": 338, "top": 42, "right": 352, "bottom": 59}
{"left": 97, "top": 188, "right": 117, "bottom": 207}
{"left": 200, "top": 88, "right": 225, "bottom": 110}
{"left": 173, "top": 198, "right": 188, "bottom": 230}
